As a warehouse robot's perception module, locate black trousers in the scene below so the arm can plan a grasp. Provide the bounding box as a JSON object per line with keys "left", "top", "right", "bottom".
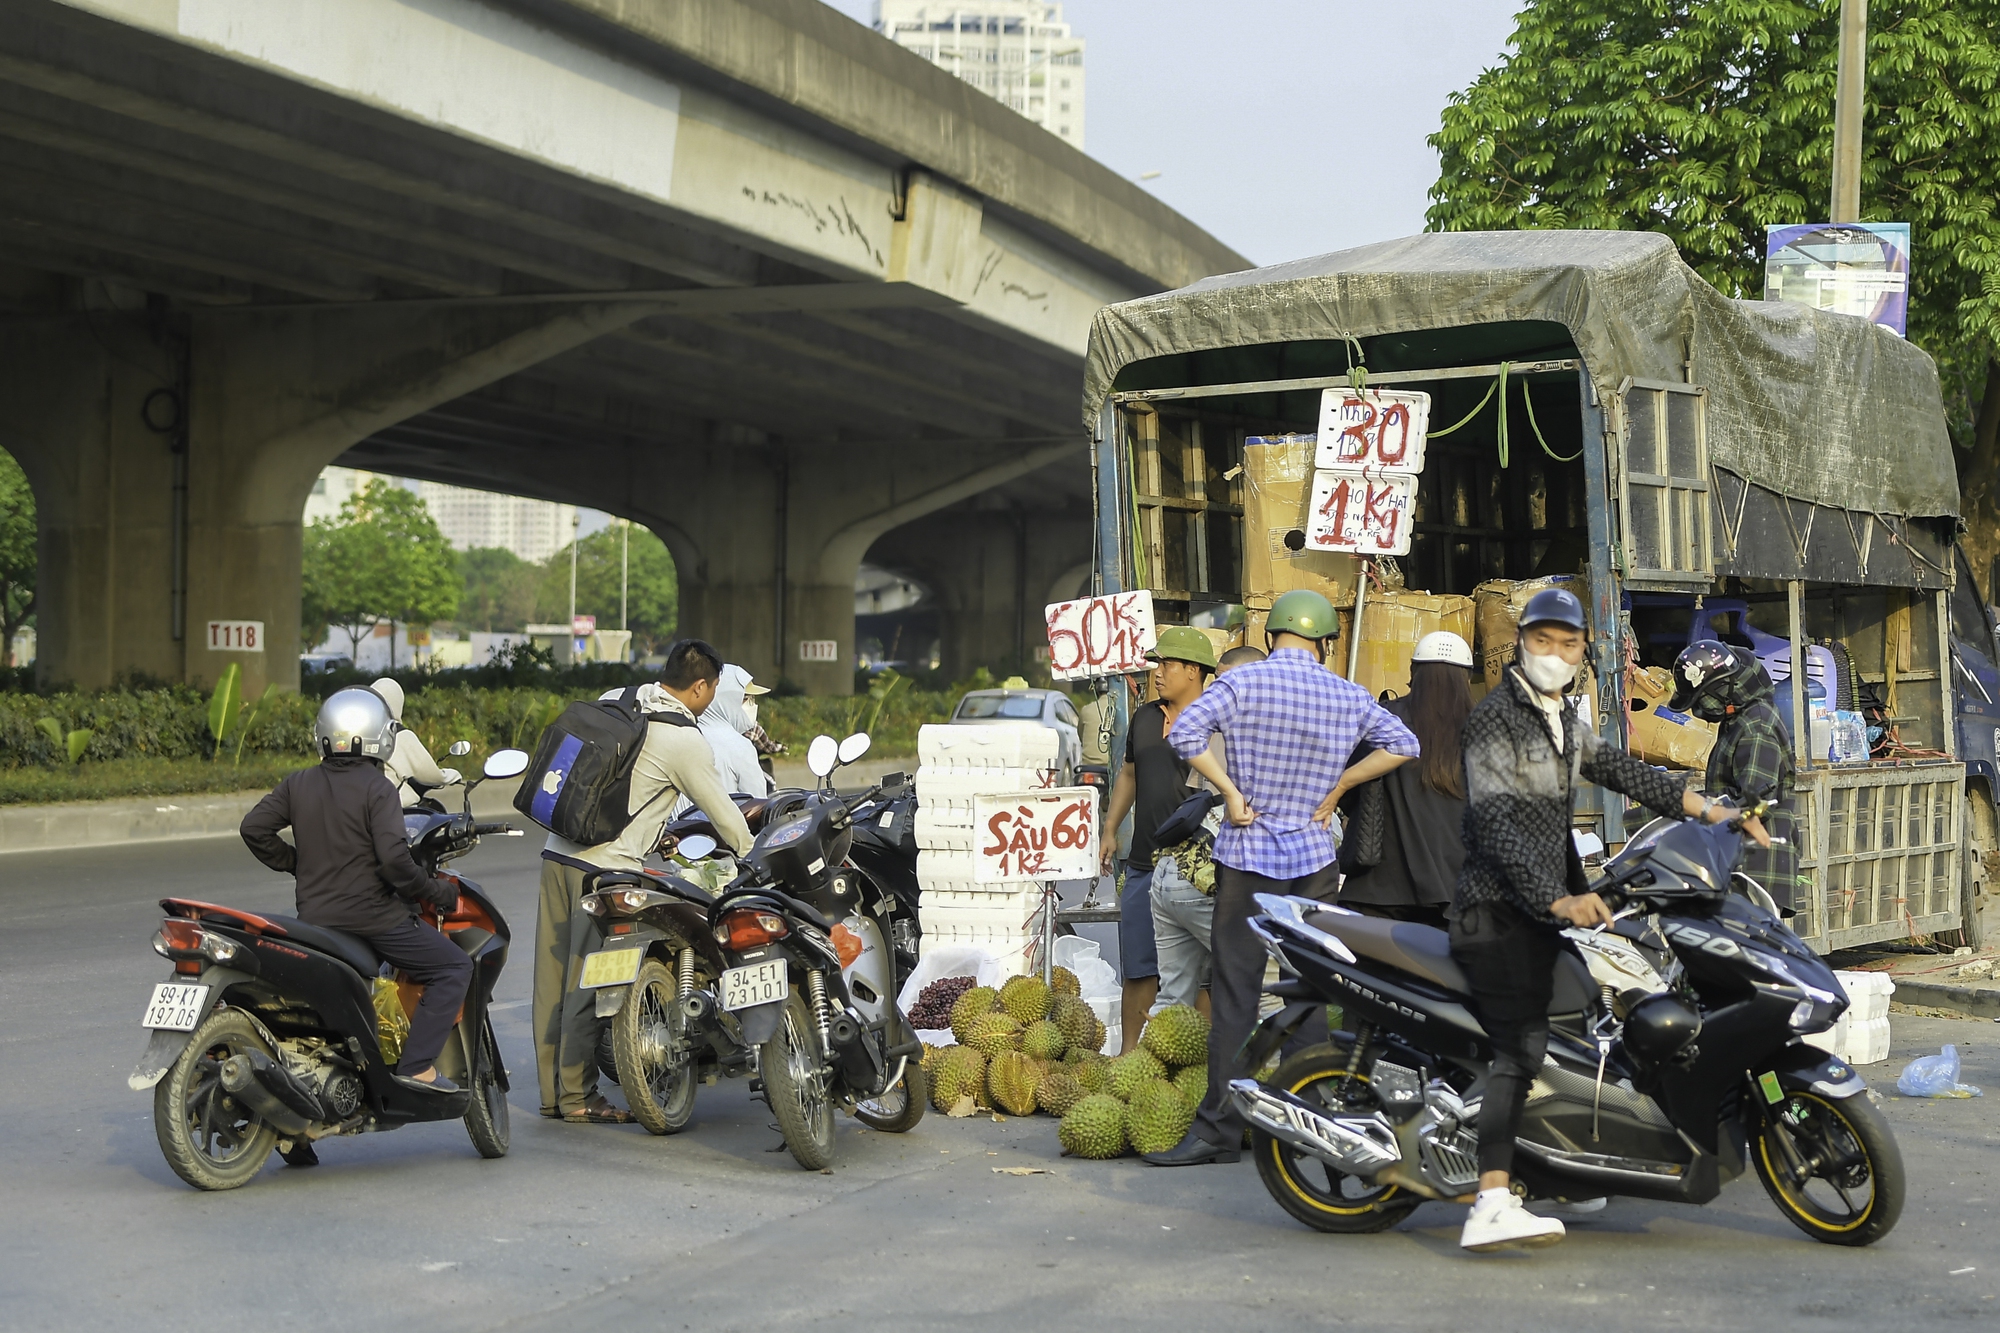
{"left": 1193, "top": 861, "right": 1339, "bottom": 1145}
{"left": 1449, "top": 900, "right": 1566, "bottom": 1176}
{"left": 369, "top": 919, "right": 474, "bottom": 1074}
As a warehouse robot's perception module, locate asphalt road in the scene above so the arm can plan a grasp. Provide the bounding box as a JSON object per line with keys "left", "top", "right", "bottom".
{"left": 2, "top": 832, "right": 1996, "bottom": 1331}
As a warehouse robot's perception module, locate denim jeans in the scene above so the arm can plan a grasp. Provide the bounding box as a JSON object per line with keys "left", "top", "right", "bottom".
{"left": 1117, "top": 862, "right": 1158, "bottom": 980}
{"left": 1149, "top": 854, "right": 1214, "bottom": 1011}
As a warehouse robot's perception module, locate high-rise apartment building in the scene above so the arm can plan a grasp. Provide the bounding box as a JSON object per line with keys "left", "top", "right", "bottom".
{"left": 304, "top": 466, "right": 579, "bottom": 566}
{"left": 875, "top": 2, "right": 1084, "bottom": 146}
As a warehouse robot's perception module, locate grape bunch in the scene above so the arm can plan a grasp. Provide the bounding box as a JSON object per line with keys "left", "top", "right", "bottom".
{"left": 907, "top": 975, "right": 977, "bottom": 1030}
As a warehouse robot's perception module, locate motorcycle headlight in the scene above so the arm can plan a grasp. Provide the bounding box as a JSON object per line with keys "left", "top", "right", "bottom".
{"left": 1787, "top": 998, "right": 1818, "bottom": 1031}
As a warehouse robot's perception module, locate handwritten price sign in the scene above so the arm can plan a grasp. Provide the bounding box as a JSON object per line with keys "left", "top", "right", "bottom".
{"left": 1314, "top": 388, "right": 1432, "bottom": 473}
{"left": 1306, "top": 472, "right": 1416, "bottom": 555}
{"left": 1043, "top": 591, "right": 1156, "bottom": 680}
{"left": 973, "top": 788, "right": 1100, "bottom": 882}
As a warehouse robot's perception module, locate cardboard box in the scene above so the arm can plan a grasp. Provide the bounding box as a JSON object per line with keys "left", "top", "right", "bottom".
{"left": 1626, "top": 665, "right": 1717, "bottom": 770}
{"left": 1241, "top": 434, "right": 1358, "bottom": 605}
{"left": 1339, "top": 590, "right": 1476, "bottom": 699}
{"left": 1472, "top": 575, "right": 1590, "bottom": 689}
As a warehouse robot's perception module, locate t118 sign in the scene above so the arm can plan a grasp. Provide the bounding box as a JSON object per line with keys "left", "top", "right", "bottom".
{"left": 1306, "top": 472, "right": 1416, "bottom": 555}
{"left": 973, "top": 788, "right": 1100, "bottom": 882}
{"left": 1315, "top": 388, "right": 1431, "bottom": 473}
{"left": 1043, "top": 590, "right": 1155, "bottom": 680}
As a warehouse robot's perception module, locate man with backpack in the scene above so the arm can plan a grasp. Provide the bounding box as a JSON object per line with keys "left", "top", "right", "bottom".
{"left": 530, "top": 639, "right": 754, "bottom": 1124}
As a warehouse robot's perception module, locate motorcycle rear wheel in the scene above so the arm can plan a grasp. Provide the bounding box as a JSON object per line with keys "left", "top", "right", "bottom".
{"left": 853, "top": 1057, "right": 926, "bottom": 1133}
{"left": 462, "top": 1023, "right": 510, "bottom": 1159}
{"left": 153, "top": 1008, "right": 280, "bottom": 1191}
{"left": 1751, "top": 1089, "right": 1904, "bottom": 1245}
{"left": 613, "top": 959, "right": 697, "bottom": 1135}
{"left": 761, "top": 993, "right": 836, "bottom": 1170}
{"left": 1253, "top": 1042, "right": 1421, "bottom": 1234}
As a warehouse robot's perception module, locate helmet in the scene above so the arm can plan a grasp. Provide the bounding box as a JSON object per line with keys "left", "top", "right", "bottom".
{"left": 1518, "top": 587, "right": 1587, "bottom": 633}
{"left": 1266, "top": 589, "right": 1338, "bottom": 641}
{"left": 370, "top": 676, "right": 405, "bottom": 722}
{"left": 1412, "top": 631, "right": 1473, "bottom": 668}
{"left": 315, "top": 688, "right": 395, "bottom": 759}
{"left": 1621, "top": 991, "right": 1704, "bottom": 1064}
{"left": 1669, "top": 639, "right": 1746, "bottom": 717}
{"left": 1147, "top": 625, "right": 1219, "bottom": 670}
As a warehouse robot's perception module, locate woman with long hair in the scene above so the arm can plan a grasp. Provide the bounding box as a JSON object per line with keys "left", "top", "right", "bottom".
{"left": 1336, "top": 632, "right": 1476, "bottom": 928}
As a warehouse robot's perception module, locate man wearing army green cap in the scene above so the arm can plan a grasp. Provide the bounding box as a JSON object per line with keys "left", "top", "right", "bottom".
{"left": 1146, "top": 589, "right": 1421, "bottom": 1166}
{"left": 1099, "top": 625, "right": 1217, "bottom": 1054}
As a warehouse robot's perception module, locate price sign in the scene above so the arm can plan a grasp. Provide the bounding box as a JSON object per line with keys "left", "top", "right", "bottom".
{"left": 973, "top": 788, "right": 1099, "bottom": 882}
{"left": 1043, "top": 591, "right": 1155, "bottom": 680}
{"left": 1305, "top": 472, "right": 1416, "bottom": 556}
{"left": 205, "top": 620, "right": 264, "bottom": 653}
{"left": 1315, "top": 388, "right": 1432, "bottom": 473}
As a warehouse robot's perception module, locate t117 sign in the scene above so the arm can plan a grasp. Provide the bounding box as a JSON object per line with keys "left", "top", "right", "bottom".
{"left": 1306, "top": 472, "right": 1416, "bottom": 555}
{"left": 1044, "top": 590, "right": 1155, "bottom": 680}
{"left": 974, "top": 788, "right": 1100, "bottom": 882}
{"left": 1315, "top": 388, "right": 1431, "bottom": 473}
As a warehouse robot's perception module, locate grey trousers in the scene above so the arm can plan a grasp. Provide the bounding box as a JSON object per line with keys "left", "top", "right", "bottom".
{"left": 533, "top": 858, "right": 606, "bottom": 1114}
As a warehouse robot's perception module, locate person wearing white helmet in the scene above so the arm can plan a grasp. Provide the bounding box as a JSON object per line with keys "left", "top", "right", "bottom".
{"left": 371, "top": 677, "right": 459, "bottom": 809}
{"left": 1334, "top": 631, "right": 1476, "bottom": 929}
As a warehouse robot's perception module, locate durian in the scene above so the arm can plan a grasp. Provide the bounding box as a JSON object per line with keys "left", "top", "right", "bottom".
{"left": 1171, "top": 1061, "right": 1208, "bottom": 1110}
{"left": 920, "top": 1042, "right": 950, "bottom": 1074}
{"left": 1053, "top": 995, "right": 1106, "bottom": 1054}
{"left": 929, "top": 1045, "right": 987, "bottom": 1111}
{"left": 999, "top": 975, "right": 1053, "bottom": 1024}
{"left": 1107, "top": 1049, "right": 1168, "bottom": 1101}
{"left": 1036, "top": 1066, "right": 1086, "bottom": 1117}
{"left": 963, "top": 1011, "right": 1023, "bottom": 1057}
{"left": 987, "top": 1050, "right": 1044, "bottom": 1116}
{"left": 1020, "top": 1019, "right": 1066, "bottom": 1062}
{"left": 1058, "top": 1093, "right": 1128, "bottom": 1159}
{"left": 949, "top": 986, "right": 999, "bottom": 1043}
{"left": 1050, "top": 965, "right": 1081, "bottom": 997}
{"left": 1139, "top": 1004, "right": 1209, "bottom": 1069}
{"left": 1070, "top": 1051, "right": 1111, "bottom": 1094}
{"left": 1124, "top": 1078, "right": 1196, "bottom": 1155}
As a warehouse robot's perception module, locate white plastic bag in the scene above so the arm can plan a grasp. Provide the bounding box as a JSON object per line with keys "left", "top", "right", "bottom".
{"left": 1051, "top": 935, "right": 1119, "bottom": 1003}
{"left": 1895, "top": 1044, "right": 1984, "bottom": 1098}
{"left": 896, "top": 944, "right": 1006, "bottom": 1015}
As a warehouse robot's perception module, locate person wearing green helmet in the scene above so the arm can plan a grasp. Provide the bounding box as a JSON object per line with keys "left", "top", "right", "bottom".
{"left": 1101, "top": 625, "right": 1217, "bottom": 1052}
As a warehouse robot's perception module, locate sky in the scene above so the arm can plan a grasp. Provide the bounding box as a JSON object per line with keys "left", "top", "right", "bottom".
{"left": 817, "top": 0, "right": 1525, "bottom": 266}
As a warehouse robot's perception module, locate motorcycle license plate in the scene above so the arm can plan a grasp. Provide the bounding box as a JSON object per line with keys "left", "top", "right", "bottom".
{"left": 140, "top": 983, "right": 209, "bottom": 1031}
{"left": 578, "top": 947, "right": 644, "bottom": 989}
{"left": 721, "top": 959, "right": 788, "bottom": 1011}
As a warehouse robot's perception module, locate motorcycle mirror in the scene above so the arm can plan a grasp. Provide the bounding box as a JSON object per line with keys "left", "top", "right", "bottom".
{"left": 448, "top": 739, "right": 473, "bottom": 757}
{"left": 807, "top": 734, "right": 839, "bottom": 778}
{"left": 837, "top": 732, "right": 872, "bottom": 765}
{"left": 483, "top": 748, "right": 531, "bottom": 780}
{"left": 677, "top": 834, "right": 718, "bottom": 861}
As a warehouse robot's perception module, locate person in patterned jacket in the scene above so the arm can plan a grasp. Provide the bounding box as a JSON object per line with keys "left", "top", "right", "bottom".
{"left": 1670, "top": 640, "right": 1793, "bottom": 910}
{"left": 1451, "top": 588, "right": 1749, "bottom": 1254}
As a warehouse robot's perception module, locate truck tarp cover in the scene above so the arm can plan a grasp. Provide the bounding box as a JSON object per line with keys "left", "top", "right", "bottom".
{"left": 1083, "top": 230, "right": 1959, "bottom": 521}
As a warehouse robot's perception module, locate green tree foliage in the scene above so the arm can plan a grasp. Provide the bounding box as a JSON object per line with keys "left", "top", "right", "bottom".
{"left": 536, "top": 523, "right": 678, "bottom": 654}
{"left": 301, "top": 479, "right": 460, "bottom": 665}
{"left": 1426, "top": 0, "right": 2000, "bottom": 579}
{"left": 458, "top": 546, "right": 540, "bottom": 632}
{"left": 0, "top": 448, "right": 35, "bottom": 666}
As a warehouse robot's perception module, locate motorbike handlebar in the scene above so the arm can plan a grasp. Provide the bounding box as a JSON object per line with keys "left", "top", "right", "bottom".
{"left": 473, "top": 821, "right": 516, "bottom": 836}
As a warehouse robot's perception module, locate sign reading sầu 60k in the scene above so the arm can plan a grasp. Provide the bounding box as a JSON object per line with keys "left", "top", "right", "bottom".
{"left": 973, "top": 788, "right": 1099, "bottom": 882}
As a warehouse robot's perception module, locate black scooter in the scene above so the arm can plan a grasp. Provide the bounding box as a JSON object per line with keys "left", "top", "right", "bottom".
{"left": 129, "top": 748, "right": 530, "bottom": 1190}
{"left": 1232, "top": 815, "right": 1906, "bottom": 1246}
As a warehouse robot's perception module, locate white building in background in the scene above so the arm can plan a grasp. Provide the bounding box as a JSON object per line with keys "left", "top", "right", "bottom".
{"left": 303, "top": 466, "right": 579, "bottom": 565}
{"left": 875, "top": 2, "right": 1084, "bottom": 146}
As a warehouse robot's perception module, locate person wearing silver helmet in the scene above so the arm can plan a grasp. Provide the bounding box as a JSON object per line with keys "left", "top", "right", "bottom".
{"left": 239, "top": 687, "right": 471, "bottom": 1094}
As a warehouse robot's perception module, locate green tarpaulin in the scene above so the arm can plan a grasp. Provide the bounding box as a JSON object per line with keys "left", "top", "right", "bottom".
{"left": 1083, "top": 231, "right": 1959, "bottom": 521}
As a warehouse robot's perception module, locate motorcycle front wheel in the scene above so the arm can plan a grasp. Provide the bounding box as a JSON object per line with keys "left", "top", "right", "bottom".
{"left": 853, "top": 1057, "right": 926, "bottom": 1133}
{"left": 760, "top": 993, "right": 836, "bottom": 1170}
{"left": 613, "top": 959, "right": 697, "bottom": 1135}
{"left": 1252, "top": 1042, "right": 1421, "bottom": 1234}
{"left": 153, "top": 1008, "right": 280, "bottom": 1191}
{"left": 462, "top": 1022, "right": 511, "bottom": 1159}
{"left": 1752, "top": 1089, "right": 1905, "bottom": 1245}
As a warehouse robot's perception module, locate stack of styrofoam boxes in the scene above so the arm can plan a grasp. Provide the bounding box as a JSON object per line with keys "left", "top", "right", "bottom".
{"left": 1803, "top": 970, "right": 1894, "bottom": 1065}
{"left": 915, "top": 724, "right": 1060, "bottom": 979}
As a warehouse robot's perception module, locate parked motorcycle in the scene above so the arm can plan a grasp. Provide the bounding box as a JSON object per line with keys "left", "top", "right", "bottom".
{"left": 129, "top": 748, "right": 531, "bottom": 1191}
{"left": 1232, "top": 813, "right": 1905, "bottom": 1246}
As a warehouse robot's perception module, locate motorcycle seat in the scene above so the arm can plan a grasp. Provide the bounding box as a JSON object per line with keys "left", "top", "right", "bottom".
{"left": 1308, "top": 912, "right": 1469, "bottom": 993}
{"left": 261, "top": 914, "right": 383, "bottom": 978}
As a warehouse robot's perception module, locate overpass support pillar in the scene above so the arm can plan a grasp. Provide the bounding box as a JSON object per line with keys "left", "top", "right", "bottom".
{"left": 6, "top": 300, "right": 662, "bottom": 694}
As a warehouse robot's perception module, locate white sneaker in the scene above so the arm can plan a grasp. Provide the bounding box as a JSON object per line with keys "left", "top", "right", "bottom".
{"left": 1460, "top": 1191, "right": 1567, "bottom": 1252}
{"left": 1547, "top": 1197, "right": 1608, "bottom": 1216}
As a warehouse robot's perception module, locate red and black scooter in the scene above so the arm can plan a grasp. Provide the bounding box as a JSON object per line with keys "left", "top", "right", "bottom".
{"left": 128, "top": 748, "right": 530, "bottom": 1190}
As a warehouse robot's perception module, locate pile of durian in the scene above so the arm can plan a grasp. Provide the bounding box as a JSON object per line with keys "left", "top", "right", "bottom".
{"left": 917, "top": 971, "right": 1209, "bottom": 1161}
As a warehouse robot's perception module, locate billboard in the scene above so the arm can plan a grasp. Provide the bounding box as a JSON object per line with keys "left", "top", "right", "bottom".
{"left": 1764, "top": 223, "right": 1910, "bottom": 336}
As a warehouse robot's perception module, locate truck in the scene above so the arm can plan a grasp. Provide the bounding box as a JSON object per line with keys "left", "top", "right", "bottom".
{"left": 1079, "top": 230, "right": 1998, "bottom": 951}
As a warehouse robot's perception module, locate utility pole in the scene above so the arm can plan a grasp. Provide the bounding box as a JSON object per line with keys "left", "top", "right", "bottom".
{"left": 568, "top": 510, "right": 579, "bottom": 660}
{"left": 620, "top": 518, "right": 629, "bottom": 632}
{"left": 1830, "top": 0, "right": 1868, "bottom": 222}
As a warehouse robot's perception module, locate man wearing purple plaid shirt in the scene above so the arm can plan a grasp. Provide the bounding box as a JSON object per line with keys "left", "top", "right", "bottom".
{"left": 1144, "top": 590, "right": 1419, "bottom": 1166}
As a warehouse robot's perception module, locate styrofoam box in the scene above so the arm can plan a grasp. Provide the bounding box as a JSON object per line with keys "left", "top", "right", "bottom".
{"left": 914, "top": 820, "right": 974, "bottom": 853}
{"left": 1804, "top": 1014, "right": 1892, "bottom": 1066}
{"left": 919, "top": 723, "right": 1059, "bottom": 768}
{"left": 920, "top": 923, "right": 1035, "bottom": 976}
{"left": 916, "top": 771, "right": 1047, "bottom": 800}
{"left": 923, "top": 905, "right": 1046, "bottom": 936}
{"left": 917, "top": 850, "right": 977, "bottom": 881}
{"left": 1833, "top": 969, "right": 1893, "bottom": 1023}
{"left": 922, "top": 885, "right": 1047, "bottom": 914}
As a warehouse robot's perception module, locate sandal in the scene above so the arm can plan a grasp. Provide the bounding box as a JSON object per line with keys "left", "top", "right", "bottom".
{"left": 562, "top": 1097, "right": 635, "bottom": 1124}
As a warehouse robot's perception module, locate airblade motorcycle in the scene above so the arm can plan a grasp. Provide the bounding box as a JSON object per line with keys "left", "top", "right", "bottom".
{"left": 129, "top": 749, "right": 530, "bottom": 1191}
{"left": 1232, "top": 815, "right": 1906, "bottom": 1246}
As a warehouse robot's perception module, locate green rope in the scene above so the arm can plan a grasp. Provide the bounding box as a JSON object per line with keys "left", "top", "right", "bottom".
{"left": 1426, "top": 362, "right": 1507, "bottom": 440}
{"left": 1520, "top": 375, "right": 1582, "bottom": 462}
{"left": 1422, "top": 361, "right": 1580, "bottom": 468}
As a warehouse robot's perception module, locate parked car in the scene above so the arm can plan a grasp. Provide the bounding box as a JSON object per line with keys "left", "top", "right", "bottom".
{"left": 948, "top": 686, "right": 1082, "bottom": 785}
{"left": 299, "top": 653, "right": 354, "bottom": 675}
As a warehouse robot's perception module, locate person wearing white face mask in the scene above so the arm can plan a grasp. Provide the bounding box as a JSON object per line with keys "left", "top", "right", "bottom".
{"left": 685, "top": 664, "right": 771, "bottom": 800}
{"left": 1450, "top": 587, "right": 1756, "bottom": 1253}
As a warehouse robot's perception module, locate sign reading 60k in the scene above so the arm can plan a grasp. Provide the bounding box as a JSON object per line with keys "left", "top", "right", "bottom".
{"left": 973, "top": 789, "right": 1100, "bottom": 882}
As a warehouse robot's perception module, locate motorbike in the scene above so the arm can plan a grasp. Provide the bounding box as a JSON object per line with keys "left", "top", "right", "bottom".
{"left": 129, "top": 747, "right": 532, "bottom": 1191}
{"left": 1231, "top": 813, "right": 1906, "bottom": 1246}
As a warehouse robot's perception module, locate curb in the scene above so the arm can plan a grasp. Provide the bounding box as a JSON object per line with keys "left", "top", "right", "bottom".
{"left": 1, "top": 777, "right": 526, "bottom": 856}
{"left": 1892, "top": 978, "right": 2000, "bottom": 1020}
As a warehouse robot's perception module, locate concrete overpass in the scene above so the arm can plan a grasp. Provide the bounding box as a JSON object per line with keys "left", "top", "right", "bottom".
{"left": 0, "top": 0, "right": 1247, "bottom": 695}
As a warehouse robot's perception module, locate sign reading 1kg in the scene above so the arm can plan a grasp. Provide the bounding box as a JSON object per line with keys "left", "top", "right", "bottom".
{"left": 206, "top": 620, "right": 264, "bottom": 653}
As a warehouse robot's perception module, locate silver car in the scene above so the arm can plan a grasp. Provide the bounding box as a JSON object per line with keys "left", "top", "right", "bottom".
{"left": 949, "top": 688, "right": 1083, "bottom": 785}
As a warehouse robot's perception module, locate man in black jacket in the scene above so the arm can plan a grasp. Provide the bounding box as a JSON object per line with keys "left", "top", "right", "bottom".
{"left": 1452, "top": 589, "right": 1743, "bottom": 1252}
{"left": 1670, "top": 640, "right": 1792, "bottom": 909}
{"left": 241, "top": 687, "right": 470, "bottom": 1095}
